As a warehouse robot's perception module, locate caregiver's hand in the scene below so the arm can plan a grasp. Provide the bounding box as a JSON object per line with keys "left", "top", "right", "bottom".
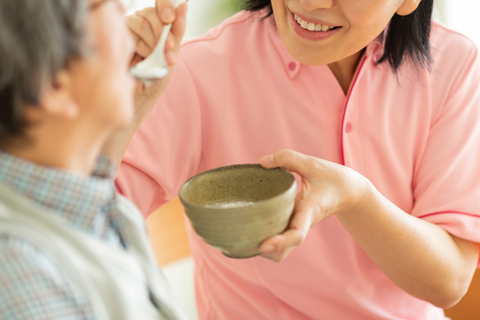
{"left": 102, "top": 0, "right": 187, "bottom": 167}
{"left": 258, "top": 150, "right": 479, "bottom": 308}
{"left": 127, "top": 0, "right": 187, "bottom": 118}
{"left": 258, "top": 150, "right": 370, "bottom": 262}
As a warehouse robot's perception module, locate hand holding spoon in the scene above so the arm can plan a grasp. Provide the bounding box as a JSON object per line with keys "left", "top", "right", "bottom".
{"left": 129, "top": 0, "right": 186, "bottom": 84}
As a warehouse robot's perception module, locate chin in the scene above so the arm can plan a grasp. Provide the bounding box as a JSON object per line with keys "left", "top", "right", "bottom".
{"left": 285, "top": 41, "right": 334, "bottom": 66}
{"left": 114, "top": 112, "right": 134, "bottom": 131}
{"left": 291, "top": 51, "right": 331, "bottom": 66}
{"left": 106, "top": 102, "right": 134, "bottom": 133}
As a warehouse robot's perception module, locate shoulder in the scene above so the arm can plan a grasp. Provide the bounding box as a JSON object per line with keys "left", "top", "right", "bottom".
{"left": 0, "top": 234, "right": 63, "bottom": 277}
{"left": 0, "top": 235, "right": 93, "bottom": 320}
{"left": 428, "top": 21, "right": 480, "bottom": 99}
{"left": 116, "top": 195, "right": 146, "bottom": 229}
{"left": 430, "top": 21, "right": 479, "bottom": 75}
{"left": 164, "top": 10, "right": 275, "bottom": 101}
{"left": 430, "top": 21, "right": 478, "bottom": 54}
{"left": 179, "top": 10, "right": 272, "bottom": 65}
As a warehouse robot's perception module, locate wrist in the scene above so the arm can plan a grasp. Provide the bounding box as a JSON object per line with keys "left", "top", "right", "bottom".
{"left": 355, "top": 178, "right": 375, "bottom": 214}
{"left": 337, "top": 175, "right": 374, "bottom": 219}
{"left": 133, "top": 95, "right": 156, "bottom": 124}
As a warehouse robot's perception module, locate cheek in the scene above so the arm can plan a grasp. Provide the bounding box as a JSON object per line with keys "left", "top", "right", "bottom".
{"left": 91, "top": 18, "right": 135, "bottom": 126}
{"left": 97, "top": 19, "right": 132, "bottom": 72}
{"left": 341, "top": 0, "right": 398, "bottom": 33}
{"left": 271, "top": 0, "right": 288, "bottom": 30}
{"left": 271, "top": 0, "right": 286, "bottom": 14}
{"left": 332, "top": 0, "right": 399, "bottom": 58}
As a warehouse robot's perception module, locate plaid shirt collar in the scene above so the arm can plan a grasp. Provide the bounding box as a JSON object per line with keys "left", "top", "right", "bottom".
{"left": 0, "top": 150, "right": 119, "bottom": 238}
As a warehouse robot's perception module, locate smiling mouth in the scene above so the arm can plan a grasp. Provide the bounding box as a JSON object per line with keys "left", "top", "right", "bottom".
{"left": 293, "top": 13, "right": 340, "bottom": 32}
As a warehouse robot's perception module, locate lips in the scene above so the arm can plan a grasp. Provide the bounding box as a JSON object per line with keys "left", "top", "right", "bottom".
{"left": 289, "top": 11, "right": 342, "bottom": 41}
{"left": 294, "top": 13, "right": 336, "bottom": 32}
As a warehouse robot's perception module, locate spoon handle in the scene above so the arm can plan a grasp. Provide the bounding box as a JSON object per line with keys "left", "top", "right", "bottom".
{"left": 129, "top": 0, "right": 185, "bottom": 82}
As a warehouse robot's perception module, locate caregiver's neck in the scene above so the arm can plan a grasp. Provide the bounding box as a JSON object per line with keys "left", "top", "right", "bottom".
{"left": 328, "top": 49, "right": 365, "bottom": 95}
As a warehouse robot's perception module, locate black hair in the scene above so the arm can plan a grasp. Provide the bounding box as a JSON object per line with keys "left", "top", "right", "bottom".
{"left": 242, "top": 0, "right": 433, "bottom": 72}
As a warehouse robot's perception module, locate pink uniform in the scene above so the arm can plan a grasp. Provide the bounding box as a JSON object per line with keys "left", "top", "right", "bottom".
{"left": 117, "top": 11, "right": 480, "bottom": 320}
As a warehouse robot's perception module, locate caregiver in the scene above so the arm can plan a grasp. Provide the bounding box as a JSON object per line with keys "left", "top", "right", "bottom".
{"left": 109, "top": 0, "right": 480, "bottom": 319}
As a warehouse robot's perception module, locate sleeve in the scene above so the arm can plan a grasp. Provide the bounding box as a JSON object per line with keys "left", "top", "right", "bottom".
{"left": 410, "top": 43, "right": 480, "bottom": 266}
{"left": 0, "top": 236, "right": 93, "bottom": 320}
{"left": 116, "top": 55, "right": 203, "bottom": 216}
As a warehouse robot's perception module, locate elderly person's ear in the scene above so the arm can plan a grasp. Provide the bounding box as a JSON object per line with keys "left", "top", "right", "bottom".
{"left": 397, "top": 0, "right": 422, "bottom": 16}
{"left": 39, "top": 70, "right": 79, "bottom": 119}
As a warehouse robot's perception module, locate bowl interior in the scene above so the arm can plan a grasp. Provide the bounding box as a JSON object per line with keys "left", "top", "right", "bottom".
{"left": 180, "top": 164, "right": 294, "bottom": 207}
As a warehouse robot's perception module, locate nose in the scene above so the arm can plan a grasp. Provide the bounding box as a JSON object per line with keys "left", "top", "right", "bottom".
{"left": 298, "top": 0, "right": 334, "bottom": 12}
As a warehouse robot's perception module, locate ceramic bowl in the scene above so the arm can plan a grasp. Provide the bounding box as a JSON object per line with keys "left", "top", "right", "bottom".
{"left": 179, "top": 164, "right": 296, "bottom": 258}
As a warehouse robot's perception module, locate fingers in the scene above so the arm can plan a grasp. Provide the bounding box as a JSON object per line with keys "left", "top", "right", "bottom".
{"left": 127, "top": 13, "right": 156, "bottom": 54}
{"left": 128, "top": 2, "right": 175, "bottom": 50}
{"left": 136, "top": 7, "right": 164, "bottom": 41}
{"left": 155, "top": 0, "right": 176, "bottom": 24}
{"left": 166, "top": 2, "right": 187, "bottom": 65}
{"left": 259, "top": 206, "right": 314, "bottom": 262}
{"left": 129, "top": 32, "right": 153, "bottom": 59}
{"left": 127, "top": 1, "right": 187, "bottom": 68}
{"left": 260, "top": 244, "right": 295, "bottom": 262}
{"left": 260, "top": 149, "right": 318, "bottom": 178}
{"left": 171, "top": 2, "right": 187, "bottom": 47}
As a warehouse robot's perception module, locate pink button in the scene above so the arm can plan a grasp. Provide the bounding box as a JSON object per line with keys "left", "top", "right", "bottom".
{"left": 345, "top": 122, "right": 353, "bottom": 133}
{"left": 288, "top": 62, "right": 296, "bottom": 71}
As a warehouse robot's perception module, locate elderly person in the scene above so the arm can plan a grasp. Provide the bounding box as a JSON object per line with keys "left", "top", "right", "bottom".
{"left": 0, "top": 0, "right": 187, "bottom": 319}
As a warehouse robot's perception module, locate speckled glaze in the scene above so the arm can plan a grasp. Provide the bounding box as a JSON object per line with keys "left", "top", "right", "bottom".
{"left": 179, "top": 164, "right": 297, "bottom": 258}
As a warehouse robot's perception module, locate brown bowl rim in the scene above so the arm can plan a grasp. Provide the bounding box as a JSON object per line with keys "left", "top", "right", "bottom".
{"left": 178, "top": 163, "right": 297, "bottom": 210}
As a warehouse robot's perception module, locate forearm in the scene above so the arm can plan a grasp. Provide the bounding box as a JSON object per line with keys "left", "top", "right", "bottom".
{"left": 102, "top": 94, "right": 158, "bottom": 168}
{"left": 103, "top": 0, "right": 187, "bottom": 168}
{"left": 336, "top": 182, "right": 479, "bottom": 308}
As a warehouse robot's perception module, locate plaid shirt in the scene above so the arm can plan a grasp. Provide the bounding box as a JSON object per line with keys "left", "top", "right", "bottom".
{"left": 0, "top": 151, "right": 125, "bottom": 320}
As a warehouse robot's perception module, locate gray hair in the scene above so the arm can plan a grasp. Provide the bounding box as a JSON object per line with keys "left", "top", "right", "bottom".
{"left": 0, "top": 0, "right": 88, "bottom": 137}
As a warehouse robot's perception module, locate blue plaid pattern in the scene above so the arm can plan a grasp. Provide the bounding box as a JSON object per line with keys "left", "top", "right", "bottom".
{"left": 0, "top": 151, "right": 125, "bottom": 320}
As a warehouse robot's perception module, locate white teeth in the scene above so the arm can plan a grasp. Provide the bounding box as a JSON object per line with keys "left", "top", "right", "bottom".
{"left": 294, "top": 14, "right": 335, "bottom": 32}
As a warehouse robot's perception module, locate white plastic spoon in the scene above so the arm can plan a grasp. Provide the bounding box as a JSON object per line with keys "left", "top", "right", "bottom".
{"left": 130, "top": 0, "right": 186, "bottom": 83}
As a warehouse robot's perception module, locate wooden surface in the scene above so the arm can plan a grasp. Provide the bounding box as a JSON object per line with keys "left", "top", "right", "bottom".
{"left": 146, "top": 197, "right": 190, "bottom": 266}
{"left": 445, "top": 270, "right": 480, "bottom": 319}
{"left": 146, "top": 198, "right": 480, "bottom": 317}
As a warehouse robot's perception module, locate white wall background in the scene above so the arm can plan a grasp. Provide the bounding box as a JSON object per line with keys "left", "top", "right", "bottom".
{"left": 436, "top": 0, "right": 480, "bottom": 45}
{"left": 124, "top": 0, "right": 240, "bottom": 40}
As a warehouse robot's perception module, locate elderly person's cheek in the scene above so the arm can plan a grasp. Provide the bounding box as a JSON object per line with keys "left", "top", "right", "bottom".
{"left": 84, "top": 3, "right": 135, "bottom": 132}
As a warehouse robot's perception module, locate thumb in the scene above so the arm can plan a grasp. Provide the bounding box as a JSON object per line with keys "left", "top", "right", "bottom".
{"left": 259, "top": 205, "right": 314, "bottom": 254}
{"left": 156, "top": 0, "right": 176, "bottom": 24}
{"left": 260, "top": 149, "right": 313, "bottom": 178}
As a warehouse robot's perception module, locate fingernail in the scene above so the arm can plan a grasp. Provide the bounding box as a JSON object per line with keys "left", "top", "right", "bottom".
{"left": 260, "top": 155, "right": 274, "bottom": 166}
{"left": 161, "top": 7, "right": 174, "bottom": 23}
{"left": 260, "top": 245, "right": 274, "bottom": 253}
